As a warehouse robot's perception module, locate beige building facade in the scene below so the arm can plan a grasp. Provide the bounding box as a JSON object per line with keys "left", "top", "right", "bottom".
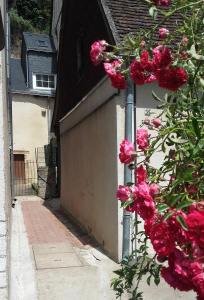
{"left": 12, "top": 93, "right": 54, "bottom": 162}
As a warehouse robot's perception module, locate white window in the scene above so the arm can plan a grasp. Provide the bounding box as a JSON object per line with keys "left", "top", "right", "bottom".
{"left": 33, "top": 74, "right": 56, "bottom": 90}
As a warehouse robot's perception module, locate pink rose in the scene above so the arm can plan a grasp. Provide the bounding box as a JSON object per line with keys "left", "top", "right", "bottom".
{"left": 116, "top": 185, "right": 131, "bottom": 201}
{"left": 159, "top": 28, "right": 169, "bottom": 39}
{"left": 130, "top": 51, "right": 156, "bottom": 85}
{"left": 193, "top": 273, "right": 204, "bottom": 299}
{"left": 136, "top": 128, "right": 149, "bottom": 150}
{"left": 119, "top": 139, "right": 135, "bottom": 164}
{"left": 104, "top": 60, "right": 127, "bottom": 89}
{"left": 154, "top": 0, "right": 170, "bottom": 6}
{"left": 136, "top": 165, "right": 147, "bottom": 183}
{"left": 157, "top": 67, "right": 188, "bottom": 91}
{"left": 90, "top": 40, "right": 107, "bottom": 65}
{"left": 152, "top": 118, "right": 161, "bottom": 128}
{"left": 182, "top": 36, "right": 189, "bottom": 46}
{"left": 152, "top": 46, "right": 172, "bottom": 71}
{"left": 149, "top": 183, "right": 160, "bottom": 196}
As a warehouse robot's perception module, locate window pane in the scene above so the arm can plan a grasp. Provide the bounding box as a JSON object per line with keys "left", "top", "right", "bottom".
{"left": 36, "top": 75, "right": 42, "bottom": 81}
{"left": 43, "top": 75, "right": 49, "bottom": 81}
{"left": 36, "top": 81, "right": 42, "bottom": 87}
{"left": 49, "top": 82, "right": 54, "bottom": 88}
{"left": 43, "top": 81, "right": 49, "bottom": 88}
{"left": 48, "top": 75, "right": 54, "bottom": 81}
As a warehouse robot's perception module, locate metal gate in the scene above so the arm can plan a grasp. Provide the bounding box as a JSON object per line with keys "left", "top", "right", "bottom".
{"left": 14, "top": 160, "right": 38, "bottom": 196}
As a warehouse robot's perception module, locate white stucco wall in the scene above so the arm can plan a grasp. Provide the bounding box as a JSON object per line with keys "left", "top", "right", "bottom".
{"left": 59, "top": 77, "right": 167, "bottom": 261}
{"left": 12, "top": 94, "right": 54, "bottom": 161}
{"left": 60, "top": 79, "right": 124, "bottom": 261}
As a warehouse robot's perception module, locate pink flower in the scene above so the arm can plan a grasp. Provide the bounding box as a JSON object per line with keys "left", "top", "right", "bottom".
{"left": 135, "top": 197, "right": 156, "bottom": 220}
{"left": 153, "top": 46, "right": 172, "bottom": 71}
{"left": 161, "top": 249, "right": 200, "bottom": 292}
{"left": 140, "top": 40, "right": 146, "bottom": 48}
{"left": 90, "top": 40, "right": 107, "bottom": 65}
{"left": 159, "top": 28, "right": 169, "bottom": 39}
{"left": 149, "top": 183, "right": 160, "bottom": 197}
{"left": 104, "top": 60, "right": 127, "bottom": 89}
{"left": 186, "top": 210, "right": 204, "bottom": 250}
{"left": 182, "top": 36, "right": 189, "bottom": 46}
{"left": 136, "top": 165, "right": 147, "bottom": 183}
{"left": 193, "top": 273, "right": 204, "bottom": 299}
{"left": 137, "top": 182, "right": 151, "bottom": 199}
{"left": 116, "top": 185, "right": 131, "bottom": 201}
{"left": 136, "top": 128, "right": 149, "bottom": 150}
{"left": 119, "top": 140, "right": 135, "bottom": 164}
{"left": 157, "top": 67, "right": 188, "bottom": 91}
{"left": 186, "top": 184, "right": 198, "bottom": 195}
{"left": 149, "top": 221, "right": 175, "bottom": 257}
{"left": 152, "top": 118, "right": 161, "bottom": 128}
{"left": 153, "top": 0, "right": 171, "bottom": 6}
{"left": 130, "top": 51, "right": 156, "bottom": 85}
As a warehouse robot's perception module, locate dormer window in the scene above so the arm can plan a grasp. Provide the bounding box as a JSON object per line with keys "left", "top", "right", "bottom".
{"left": 33, "top": 74, "right": 56, "bottom": 90}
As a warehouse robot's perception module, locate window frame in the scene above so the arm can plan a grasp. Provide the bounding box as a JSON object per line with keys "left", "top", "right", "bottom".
{"left": 32, "top": 73, "right": 57, "bottom": 91}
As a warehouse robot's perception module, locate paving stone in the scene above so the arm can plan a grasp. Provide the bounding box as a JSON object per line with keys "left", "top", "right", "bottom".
{"left": 33, "top": 242, "right": 74, "bottom": 255}
{"left": 34, "top": 252, "right": 83, "bottom": 269}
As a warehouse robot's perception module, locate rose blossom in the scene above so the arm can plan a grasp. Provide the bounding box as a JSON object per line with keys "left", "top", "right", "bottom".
{"left": 104, "top": 60, "right": 127, "bottom": 89}
{"left": 186, "top": 210, "right": 204, "bottom": 249}
{"left": 116, "top": 185, "right": 131, "bottom": 201}
{"left": 154, "top": 0, "right": 171, "bottom": 5}
{"left": 157, "top": 67, "right": 188, "bottom": 91}
{"left": 149, "top": 221, "right": 175, "bottom": 257}
{"left": 182, "top": 36, "right": 189, "bottom": 46}
{"left": 159, "top": 28, "right": 169, "bottom": 39}
{"left": 149, "top": 183, "right": 160, "bottom": 197}
{"left": 152, "top": 118, "right": 161, "bottom": 128}
{"left": 152, "top": 46, "right": 172, "bottom": 71}
{"left": 136, "top": 128, "right": 149, "bottom": 150}
{"left": 130, "top": 51, "right": 156, "bottom": 85}
{"left": 119, "top": 139, "right": 135, "bottom": 164}
{"left": 136, "top": 165, "right": 147, "bottom": 183}
{"left": 161, "top": 249, "right": 203, "bottom": 294}
{"left": 90, "top": 40, "right": 107, "bottom": 65}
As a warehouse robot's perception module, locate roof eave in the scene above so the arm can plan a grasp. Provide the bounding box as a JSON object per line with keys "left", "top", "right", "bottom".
{"left": 97, "top": 0, "right": 121, "bottom": 44}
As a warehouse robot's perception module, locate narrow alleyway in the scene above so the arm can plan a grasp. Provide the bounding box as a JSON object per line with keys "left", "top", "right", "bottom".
{"left": 10, "top": 197, "right": 119, "bottom": 300}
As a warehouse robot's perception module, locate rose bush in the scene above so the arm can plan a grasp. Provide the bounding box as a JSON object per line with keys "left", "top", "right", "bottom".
{"left": 91, "top": 0, "right": 204, "bottom": 299}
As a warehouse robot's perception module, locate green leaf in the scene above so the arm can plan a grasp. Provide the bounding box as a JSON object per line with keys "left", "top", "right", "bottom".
{"left": 147, "top": 275, "right": 151, "bottom": 286}
{"left": 176, "top": 199, "right": 194, "bottom": 210}
{"left": 192, "top": 118, "right": 201, "bottom": 139}
{"left": 154, "top": 276, "right": 160, "bottom": 286}
{"left": 189, "top": 45, "right": 204, "bottom": 61}
{"left": 176, "top": 216, "right": 188, "bottom": 231}
{"left": 163, "top": 211, "right": 174, "bottom": 221}
{"left": 149, "top": 6, "right": 158, "bottom": 20}
{"left": 157, "top": 203, "right": 169, "bottom": 213}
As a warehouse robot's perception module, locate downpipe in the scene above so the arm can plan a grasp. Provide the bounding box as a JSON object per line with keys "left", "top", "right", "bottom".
{"left": 122, "top": 77, "right": 135, "bottom": 259}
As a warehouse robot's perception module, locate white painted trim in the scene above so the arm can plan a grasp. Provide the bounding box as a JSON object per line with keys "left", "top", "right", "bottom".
{"left": 32, "top": 73, "right": 57, "bottom": 91}
{"left": 60, "top": 76, "right": 120, "bottom": 134}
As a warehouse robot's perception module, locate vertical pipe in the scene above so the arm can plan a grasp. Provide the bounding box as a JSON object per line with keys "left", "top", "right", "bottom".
{"left": 122, "top": 77, "right": 134, "bottom": 259}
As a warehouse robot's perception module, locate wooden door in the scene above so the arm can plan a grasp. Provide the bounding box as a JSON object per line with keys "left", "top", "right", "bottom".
{"left": 14, "top": 154, "right": 25, "bottom": 179}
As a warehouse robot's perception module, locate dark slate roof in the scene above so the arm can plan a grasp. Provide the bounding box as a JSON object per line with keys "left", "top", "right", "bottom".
{"left": 10, "top": 58, "right": 27, "bottom": 91}
{"left": 23, "top": 32, "right": 56, "bottom": 53}
{"left": 10, "top": 58, "right": 55, "bottom": 97}
{"left": 102, "top": 0, "right": 182, "bottom": 41}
